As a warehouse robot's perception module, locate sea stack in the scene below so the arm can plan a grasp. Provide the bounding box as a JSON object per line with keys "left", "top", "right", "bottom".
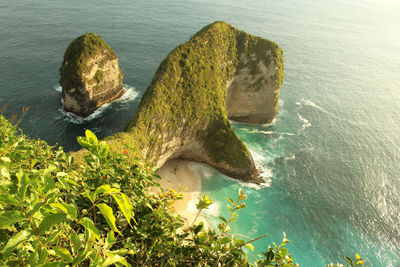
{"left": 60, "top": 33, "right": 123, "bottom": 117}
{"left": 105, "top": 21, "right": 284, "bottom": 183}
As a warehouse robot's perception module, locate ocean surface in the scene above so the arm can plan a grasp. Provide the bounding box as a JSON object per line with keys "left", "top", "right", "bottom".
{"left": 1, "top": 0, "right": 399, "bottom": 265}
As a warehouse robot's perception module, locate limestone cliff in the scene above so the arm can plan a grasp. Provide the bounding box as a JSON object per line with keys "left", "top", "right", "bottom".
{"left": 105, "top": 21, "right": 284, "bottom": 183}
{"left": 60, "top": 33, "right": 124, "bottom": 117}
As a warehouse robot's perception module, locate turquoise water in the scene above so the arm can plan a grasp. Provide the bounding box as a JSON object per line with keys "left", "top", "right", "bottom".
{"left": 1, "top": 0, "right": 399, "bottom": 265}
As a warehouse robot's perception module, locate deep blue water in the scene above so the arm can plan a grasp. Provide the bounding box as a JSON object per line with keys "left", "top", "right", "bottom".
{"left": 1, "top": 0, "right": 399, "bottom": 265}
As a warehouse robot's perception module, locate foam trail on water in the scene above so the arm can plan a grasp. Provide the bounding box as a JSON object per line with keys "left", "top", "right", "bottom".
{"left": 57, "top": 84, "right": 139, "bottom": 124}
{"left": 245, "top": 128, "right": 295, "bottom": 136}
{"left": 297, "top": 98, "right": 360, "bottom": 125}
{"left": 298, "top": 114, "right": 311, "bottom": 131}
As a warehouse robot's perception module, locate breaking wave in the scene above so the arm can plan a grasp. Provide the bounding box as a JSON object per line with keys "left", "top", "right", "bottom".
{"left": 56, "top": 84, "right": 139, "bottom": 124}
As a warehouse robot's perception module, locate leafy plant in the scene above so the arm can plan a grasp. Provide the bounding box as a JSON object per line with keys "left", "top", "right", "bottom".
{"left": 0, "top": 115, "right": 367, "bottom": 266}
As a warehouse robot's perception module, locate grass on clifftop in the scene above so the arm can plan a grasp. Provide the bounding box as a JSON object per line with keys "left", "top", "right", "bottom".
{"left": 59, "top": 33, "right": 117, "bottom": 93}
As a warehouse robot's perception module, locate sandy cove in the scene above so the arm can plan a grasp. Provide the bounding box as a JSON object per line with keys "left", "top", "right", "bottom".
{"left": 156, "top": 159, "right": 209, "bottom": 228}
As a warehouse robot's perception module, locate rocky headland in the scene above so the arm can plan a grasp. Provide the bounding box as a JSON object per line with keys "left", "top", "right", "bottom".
{"left": 104, "top": 21, "right": 284, "bottom": 183}
{"left": 60, "top": 33, "right": 124, "bottom": 117}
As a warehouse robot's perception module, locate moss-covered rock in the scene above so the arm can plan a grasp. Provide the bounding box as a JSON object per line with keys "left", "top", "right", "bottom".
{"left": 60, "top": 33, "right": 124, "bottom": 117}
{"left": 104, "top": 21, "right": 284, "bottom": 183}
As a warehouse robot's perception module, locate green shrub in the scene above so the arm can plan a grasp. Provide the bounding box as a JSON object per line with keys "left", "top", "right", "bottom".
{"left": 0, "top": 115, "right": 366, "bottom": 266}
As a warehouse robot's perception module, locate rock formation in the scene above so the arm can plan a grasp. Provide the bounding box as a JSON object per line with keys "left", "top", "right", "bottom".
{"left": 106, "top": 21, "right": 284, "bottom": 183}
{"left": 60, "top": 33, "right": 123, "bottom": 117}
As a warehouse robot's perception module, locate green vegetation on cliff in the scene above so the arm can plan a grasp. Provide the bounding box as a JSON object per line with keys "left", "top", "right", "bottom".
{"left": 59, "top": 33, "right": 117, "bottom": 93}
{"left": 106, "top": 21, "right": 284, "bottom": 181}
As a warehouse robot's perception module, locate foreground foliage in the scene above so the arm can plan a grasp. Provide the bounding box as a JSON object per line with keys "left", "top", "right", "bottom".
{"left": 0, "top": 115, "right": 366, "bottom": 266}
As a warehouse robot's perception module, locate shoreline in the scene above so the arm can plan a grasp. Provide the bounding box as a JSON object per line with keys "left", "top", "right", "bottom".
{"left": 156, "top": 159, "right": 209, "bottom": 228}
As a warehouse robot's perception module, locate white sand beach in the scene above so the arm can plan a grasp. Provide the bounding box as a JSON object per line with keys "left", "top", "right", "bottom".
{"left": 156, "top": 159, "right": 209, "bottom": 228}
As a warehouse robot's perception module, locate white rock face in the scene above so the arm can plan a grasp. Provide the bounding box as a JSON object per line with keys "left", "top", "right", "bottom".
{"left": 226, "top": 52, "right": 280, "bottom": 124}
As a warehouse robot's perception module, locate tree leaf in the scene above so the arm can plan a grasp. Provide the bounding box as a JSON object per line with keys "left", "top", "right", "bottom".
{"left": 245, "top": 243, "right": 254, "bottom": 251}
{"left": 77, "top": 136, "right": 91, "bottom": 150}
{"left": 38, "top": 247, "right": 48, "bottom": 264}
{"left": 50, "top": 203, "right": 77, "bottom": 220}
{"left": 97, "top": 203, "right": 122, "bottom": 236}
{"left": 111, "top": 193, "right": 133, "bottom": 226}
{"left": 17, "top": 171, "right": 30, "bottom": 200}
{"left": 70, "top": 230, "right": 81, "bottom": 252}
{"left": 79, "top": 217, "right": 100, "bottom": 240}
{"left": 85, "top": 130, "right": 98, "bottom": 146}
{"left": 105, "top": 231, "right": 115, "bottom": 249}
{"left": 100, "top": 254, "right": 128, "bottom": 267}
{"left": 38, "top": 213, "right": 67, "bottom": 234}
{"left": 98, "top": 141, "right": 109, "bottom": 158}
{"left": 52, "top": 247, "right": 73, "bottom": 263}
{"left": 95, "top": 185, "right": 119, "bottom": 196}
{"left": 219, "top": 237, "right": 231, "bottom": 245}
{"left": 0, "top": 211, "right": 25, "bottom": 229}
{"left": 0, "top": 230, "right": 33, "bottom": 254}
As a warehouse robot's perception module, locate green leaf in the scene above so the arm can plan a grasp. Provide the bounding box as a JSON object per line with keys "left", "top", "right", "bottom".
{"left": 38, "top": 247, "right": 48, "bottom": 264}
{"left": 0, "top": 167, "right": 9, "bottom": 179}
{"left": 85, "top": 130, "right": 98, "bottom": 146}
{"left": 77, "top": 136, "right": 91, "bottom": 150}
{"left": 1, "top": 230, "right": 33, "bottom": 254}
{"left": 17, "top": 171, "right": 30, "bottom": 200}
{"left": 70, "top": 230, "right": 81, "bottom": 252}
{"left": 0, "top": 157, "right": 11, "bottom": 163}
{"left": 0, "top": 195, "right": 18, "bottom": 205}
{"left": 219, "top": 237, "right": 231, "bottom": 245}
{"left": 218, "top": 216, "right": 227, "bottom": 223}
{"left": 42, "top": 261, "right": 66, "bottom": 267}
{"left": 73, "top": 235, "right": 93, "bottom": 265}
{"left": 38, "top": 213, "right": 67, "bottom": 234}
{"left": 79, "top": 217, "right": 100, "bottom": 240}
{"left": 28, "top": 201, "right": 46, "bottom": 217}
{"left": 0, "top": 211, "right": 25, "bottom": 229}
{"left": 44, "top": 175, "right": 56, "bottom": 192}
{"left": 245, "top": 243, "right": 254, "bottom": 251}
{"left": 100, "top": 254, "right": 128, "bottom": 267}
{"left": 193, "top": 221, "right": 204, "bottom": 235}
{"left": 111, "top": 193, "right": 133, "bottom": 226}
{"left": 198, "top": 232, "right": 207, "bottom": 243}
{"left": 45, "top": 228, "right": 63, "bottom": 244}
{"left": 98, "top": 141, "right": 109, "bottom": 158}
{"left": 52, "top": 247, "right": 73, "bottom": 263}
{"left": 50, "top": 203, "right": 77, "bottom": 220}
{"left": 105, "top": 231, "right": 115, "bottom": 249}
{"left": 97, "top": 203, "right": 122, "bottom": 236}
{"left": 95, "top": 185, "right": 119, "bottom": 196}
{"left": 345, "top": 256, "right": 355, "bottom": 267}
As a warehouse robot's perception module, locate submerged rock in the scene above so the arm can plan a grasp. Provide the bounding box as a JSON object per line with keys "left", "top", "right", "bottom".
{"left": 106, "top": 21, "right": 284, "bottom": 183}
{"left": 60, "top": 33, "right": 123, "bottom": 117}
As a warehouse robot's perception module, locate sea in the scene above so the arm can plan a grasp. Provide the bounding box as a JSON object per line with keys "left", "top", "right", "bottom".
{"left": 0, "top": 0, "right": 399, "bottom": 265}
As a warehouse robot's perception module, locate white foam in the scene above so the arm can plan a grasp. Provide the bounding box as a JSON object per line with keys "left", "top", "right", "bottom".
{"left": 297, "top": 98, "right": 359, "bottom": 125}
{"left": 54, "top": 84, "right": 62, "bottom": 93}
{"left": 298, "top": 114, "right": 312, "bottom": 130}
{"left": 187, "top": 162, "right": 213, "bottom": 180}
{"left": 284, "top": 154, "right": 296, "bottom": 161}
{"left": 58, "top": 85, "right": 139, "bottom": 124}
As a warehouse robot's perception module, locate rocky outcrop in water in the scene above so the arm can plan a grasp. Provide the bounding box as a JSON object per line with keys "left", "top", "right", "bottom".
{"left": 60, "top": 33, "right": 123, "bottom": 117}
{"left": 106, "top": 21, "right": 284, "bottom": 183}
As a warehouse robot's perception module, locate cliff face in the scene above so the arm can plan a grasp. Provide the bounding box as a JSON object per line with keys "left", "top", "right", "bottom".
{"left": 106, "top": 21, "right": 284, "bottom": 183}
{"left": 60, "top": 33, "right": 123, "bottom": 117}
{"left": 226, "top": 34, "right": 284, "bottom": 123}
